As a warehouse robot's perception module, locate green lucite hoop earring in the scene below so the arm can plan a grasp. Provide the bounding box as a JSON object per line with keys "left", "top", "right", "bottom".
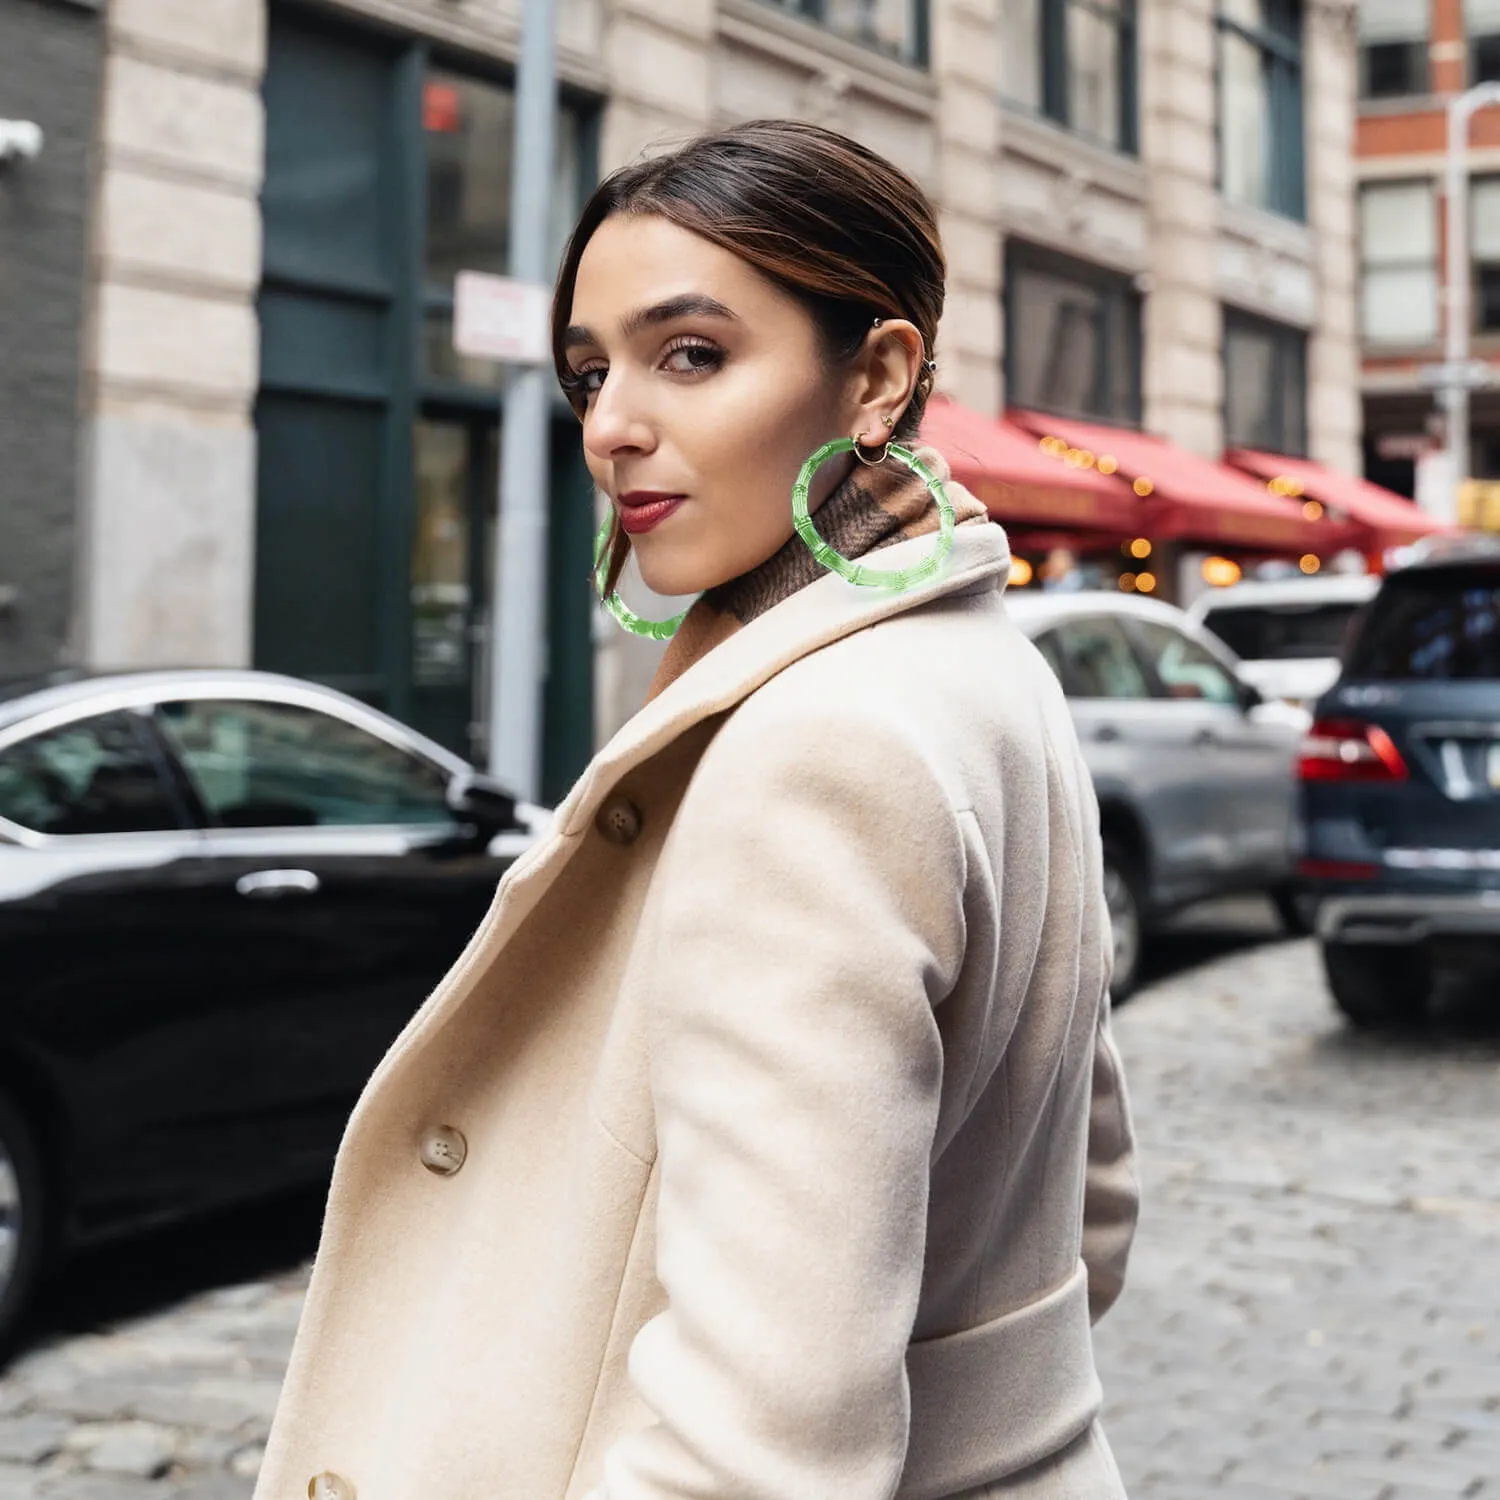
{"left": 592, "top": 513, "right": 691, "bottom": 640}
{"left": 793, "top": 438, "right": 957, "bottom": 591}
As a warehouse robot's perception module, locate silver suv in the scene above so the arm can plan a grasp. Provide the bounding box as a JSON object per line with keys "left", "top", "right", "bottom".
{"left": 1006, "top": 591, "right": 1309, "bottom": 996}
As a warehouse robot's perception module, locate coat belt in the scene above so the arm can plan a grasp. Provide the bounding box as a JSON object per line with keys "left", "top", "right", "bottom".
{"left": 899, "top": 1262, "right": 1100, "bottom": 1500}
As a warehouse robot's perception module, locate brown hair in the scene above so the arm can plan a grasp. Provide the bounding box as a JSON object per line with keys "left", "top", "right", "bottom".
{"left": 551, "top": 119, "right": 947, "bottom": 589}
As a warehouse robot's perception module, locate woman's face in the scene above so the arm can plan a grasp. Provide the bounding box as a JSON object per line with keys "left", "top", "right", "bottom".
{"left": 562, "top": 214, "right": 897, "bottom": 598}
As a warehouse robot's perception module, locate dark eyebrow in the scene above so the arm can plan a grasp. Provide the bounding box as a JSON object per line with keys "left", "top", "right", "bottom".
{"left": 562, "top": 293, "right": 738, "bottom": 353}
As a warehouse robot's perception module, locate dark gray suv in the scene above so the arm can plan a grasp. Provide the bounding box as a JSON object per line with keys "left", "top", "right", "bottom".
{"left": 1298, "top": 537, "right": 1500, "bottom": 1025}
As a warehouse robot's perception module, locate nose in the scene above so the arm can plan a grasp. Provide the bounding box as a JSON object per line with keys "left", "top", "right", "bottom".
{"left": 582, "top": 368, "right": 656, "bottom": 466}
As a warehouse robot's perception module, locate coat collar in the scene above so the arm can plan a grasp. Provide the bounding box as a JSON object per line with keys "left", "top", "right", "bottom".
{"left": 558, "top": 515, "right": 1012, "bottom": 837}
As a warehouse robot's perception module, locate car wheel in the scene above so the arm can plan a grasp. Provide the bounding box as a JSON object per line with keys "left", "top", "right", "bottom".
{"left": 0, "top": 1090, "right": 46, "bottom": 1354}
{"left": 1271, "top": 881, "right": 1314, "bottom": 937}
{"left": 1102, "top": 838, "right": 1146, "bottom": 1002}
{"left": 1321, "top": 941, "right": 1430, "bottom": 1028}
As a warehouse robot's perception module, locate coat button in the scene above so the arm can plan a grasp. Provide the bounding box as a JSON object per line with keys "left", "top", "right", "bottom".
{"left": 308, "top": 1475, "right": 354, "bottom": 1500}
{"left": 596, "top": 795, "right": 643, "bottom": 846}
{"left": 419, "top": 1125, "right": 468, "bottom": 1176}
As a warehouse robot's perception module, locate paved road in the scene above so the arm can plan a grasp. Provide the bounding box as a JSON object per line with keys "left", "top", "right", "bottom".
{"left": 0, "top": 903, "right": 1495, "bottom": 1499}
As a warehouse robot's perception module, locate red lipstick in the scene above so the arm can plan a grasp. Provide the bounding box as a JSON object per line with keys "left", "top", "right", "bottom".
{"left": 617, "top": 492, "right": 685, "bottom": 535}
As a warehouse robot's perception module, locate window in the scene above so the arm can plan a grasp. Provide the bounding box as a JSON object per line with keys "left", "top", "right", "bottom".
{"left": 422, "top": 70, "right": 584, "bottom": 389}
{"left": 1131, "top": 621, "right": 1243, "bottom": 705}
{"left": 1218, "top": 0, "right": 1305, "bottom": 220}
{"left": 1223, "top": 310, "right": 1307, "bottom": 456}
{"left": 1345, "top": 568, "right": 1500, "bottom": 679}
{"left": 1470, "top": 0, "right": 1500, "bottom": 82}
{"left": 0, "top": 714, "right": 182, "bottom": 837}
{"left": 757, "top": 0, "right": 929, "bottom": 66}
{"left": 1358, "top": 0, "right": 1429, "bottom": 98}
{"left": 1001, "top": 0, "right": 1137, "bottom": 154}
{"left": 154, "top": 699, "right": 453, "bottom": 828}
{"left": 1360, "top": 181, "right": 1438, "bottom": 346}
{"left": 1006, "top": 244, "right": 1142, "bottom": 425}
{"left": 1043, "top": 618, "right": 1153, "bottom": 699}
{"left": 1197, "top": 600, "right": 1368, "bottom": 661}
{"left": 1472, "top": 177, "right": 1500, "bottom": 333}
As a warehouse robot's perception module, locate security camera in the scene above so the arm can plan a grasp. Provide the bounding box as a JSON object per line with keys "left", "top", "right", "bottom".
{"left": 0, "top": 121, "right": 44, "bottom": 165}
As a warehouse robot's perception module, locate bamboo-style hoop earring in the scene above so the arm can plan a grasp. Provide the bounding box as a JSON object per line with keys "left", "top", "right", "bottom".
{"left": 792, "top": 437, "right": 957, "bottom": 591}
{"left": 592, "top": 513, "right": 691, "bottom": 640}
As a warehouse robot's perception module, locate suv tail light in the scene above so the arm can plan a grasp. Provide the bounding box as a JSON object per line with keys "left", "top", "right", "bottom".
{"left": 1297, "top": 718, "right": 1410, "bottom": 783}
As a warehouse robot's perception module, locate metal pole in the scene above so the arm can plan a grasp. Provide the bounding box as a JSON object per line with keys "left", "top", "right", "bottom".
{"left": 1443, "top": 83, "right": 1500, "bottom": 520}
{"left": 488, "top": 0, "right": 558, "bottom": 798}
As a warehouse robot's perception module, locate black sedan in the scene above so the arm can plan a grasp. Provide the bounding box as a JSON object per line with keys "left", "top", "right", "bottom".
{"left": 0, "top": 669, "right": 542, "bottom": 1344}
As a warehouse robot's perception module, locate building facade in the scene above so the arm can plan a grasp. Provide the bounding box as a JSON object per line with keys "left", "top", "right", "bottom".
{"left": 0, "top": 0, "right": 103, "bottom": 681}
{"left": 66, "top": 0, "right": 1359, "bottom": 790}
{"left": 1354, "top": 0, "right": 1500, "bottom": 515}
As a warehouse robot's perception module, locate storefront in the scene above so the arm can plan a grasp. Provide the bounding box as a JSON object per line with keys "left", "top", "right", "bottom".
{"left": 921, "top": 400, "right": 1435, "bottom": 602}
{"left": 255, "top": 3, "right": 598, "bottom": 802}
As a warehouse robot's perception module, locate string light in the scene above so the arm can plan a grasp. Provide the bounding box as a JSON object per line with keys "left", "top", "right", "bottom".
{"left": 1119, "top": 573, "right": 1137, "bottom": 592}
{"left": 1129, "top": 537, "right": 1152, "bottom": 560}
{"left": 1009, "top": 557, "right": 1034, "bottom": 587}
{"left": 1202, "top": 556, "right": 1242, "bottom": 587}
{"left": 1135, "top": 571, "right": 1157, "bottom": 593}
{"left": 1302, "top": 500, "right": 1324, "bottom": 521}
{"left": 1098, "top": 455, "right": 1119, "bottom": 475}
{"left": 1133, "top": 477, "right": 1154, "bottom": 496}
{"left": 1300, "top": 554, "right": 1322, "bottom": 575}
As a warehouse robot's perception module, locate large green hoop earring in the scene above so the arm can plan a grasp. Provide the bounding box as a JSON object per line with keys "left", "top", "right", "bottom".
{"left": 793, "top": 438, "right": 957, "bottom": 591}
{"left": 592, "top": 513, "right": 691, "bottom": 640}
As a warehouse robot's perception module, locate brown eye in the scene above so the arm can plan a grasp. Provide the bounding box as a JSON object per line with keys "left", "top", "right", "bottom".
{"left": 662, "top": 340, "right": 725, "bottom": 376}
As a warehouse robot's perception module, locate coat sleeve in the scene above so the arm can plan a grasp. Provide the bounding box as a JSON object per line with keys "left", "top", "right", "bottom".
{"left": 589, "top": 701, "right": 968, "bottom": 1500}
{"left": 1081, "top": 998, "right": 1139, "bottom": 1324}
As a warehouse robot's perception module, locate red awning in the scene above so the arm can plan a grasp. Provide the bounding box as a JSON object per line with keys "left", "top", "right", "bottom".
{"left": 920, "top": 398, "right": 1142, "bottom": 535}
{"left": 1226, "top": 448, "right": 1452, "bottom": 551}
{"left": 1008, "top": 410, "right": 1340, "bottom": 553}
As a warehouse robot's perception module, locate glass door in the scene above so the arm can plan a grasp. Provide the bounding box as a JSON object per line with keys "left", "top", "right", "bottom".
{"left": 411, "top": 414, "right": 499, "bottom": 760}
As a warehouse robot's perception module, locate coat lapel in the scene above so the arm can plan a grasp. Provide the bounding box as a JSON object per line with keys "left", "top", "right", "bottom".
{"left": 353, "top": 520, "right": 1012, "bottom": 1095}
{"left": 557, "top": 519, "right": 1013, "bottom": 836}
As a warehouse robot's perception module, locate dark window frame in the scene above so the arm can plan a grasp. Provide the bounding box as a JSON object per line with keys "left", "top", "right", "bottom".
{"left": 755, "top": 0, "right": 931, "bottom": 68}
{"left": 1216, "top": 0, "right": 1306, "bottom": 222}
{"left": 1004, "top": 0, "right": 1139, "bottom": 156}
{"left": 1359, "top": 37, "right": 1429, "bottom": 98}
{"left": 1222, "top": 307, "right": 1308, "bottom": 457}
{"left": 1005, "top": 241, "right": 1143, "bottom": 428}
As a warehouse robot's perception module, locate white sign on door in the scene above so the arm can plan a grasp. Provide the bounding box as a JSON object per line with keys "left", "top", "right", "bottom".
{"left": 452, "top": 271, "right": 552, "bottom": 366}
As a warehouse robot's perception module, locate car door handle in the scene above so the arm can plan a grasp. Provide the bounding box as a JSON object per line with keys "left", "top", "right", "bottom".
{"left": 235, "top": 869, "right": 321, "bottom": 899}
{"left": 1193, "top": 728, "right": 1218, "bottom": 748}
{"left": 1094, "top": 724, "right": 1122, "bottom": 744}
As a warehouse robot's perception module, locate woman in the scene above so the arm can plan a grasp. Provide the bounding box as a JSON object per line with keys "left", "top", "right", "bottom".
{"left": 256, "top": 120, "right": 1139, "bottom": 1500}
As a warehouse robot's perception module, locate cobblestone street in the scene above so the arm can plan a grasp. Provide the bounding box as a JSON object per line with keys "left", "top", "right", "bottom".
{"left": 0, "top": 906, "right": 1495, "bottom": 1499}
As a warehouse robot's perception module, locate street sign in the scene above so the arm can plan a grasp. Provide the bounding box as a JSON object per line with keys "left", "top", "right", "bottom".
{"left": 1416, "top": 359, "right": 1494, "bottom": 391}
{"left": 452, "top": 271, "right": 551, "bottom": 365}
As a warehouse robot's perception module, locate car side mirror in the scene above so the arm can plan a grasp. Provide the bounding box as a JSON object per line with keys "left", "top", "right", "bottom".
{"left": 1237, "top": 679, "right": 1265, "bottom": 713}
{"left": 446, "top": 773, "right": 519, "bottom": 842}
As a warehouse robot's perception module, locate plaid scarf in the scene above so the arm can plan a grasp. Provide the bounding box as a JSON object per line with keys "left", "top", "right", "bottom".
{"left": 647, "top": 444, "right": 991, "bottom": 701}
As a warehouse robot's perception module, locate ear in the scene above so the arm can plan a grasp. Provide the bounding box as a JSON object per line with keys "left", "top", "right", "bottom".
{"left": 848, "top": 318, "right": 926, "bottom": 446}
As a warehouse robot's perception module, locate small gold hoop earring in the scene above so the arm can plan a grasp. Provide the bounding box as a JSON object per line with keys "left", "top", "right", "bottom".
{"left": 853, "top": 434, "right": 890, "bottom": 467}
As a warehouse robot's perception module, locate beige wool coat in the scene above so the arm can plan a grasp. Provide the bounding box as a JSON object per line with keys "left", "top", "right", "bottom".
{"left": 255, "top": 510, "right": 1140, "bottom": 1500}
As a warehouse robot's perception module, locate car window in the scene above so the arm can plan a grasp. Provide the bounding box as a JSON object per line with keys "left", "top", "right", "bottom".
{"left": 0, "top": 712, "right": 183, "bottom": 836}
{"left": 1132, "top": 620, "right": 1241, "bottom": 705}
{"left": 154, "top": 699, "right": 453, "bottom": 828}
{"left": 1050, "top": 618, "right": 1152, "bottom": 700}
{"left": 1032, "top": 629, "right": 1068, "bottom": 684}
{"left": 1344, "top": 569, "right": 1500, "bottom": 681}
{"left": 1198, "top": 601, "right": 1364, "bottom": 661}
